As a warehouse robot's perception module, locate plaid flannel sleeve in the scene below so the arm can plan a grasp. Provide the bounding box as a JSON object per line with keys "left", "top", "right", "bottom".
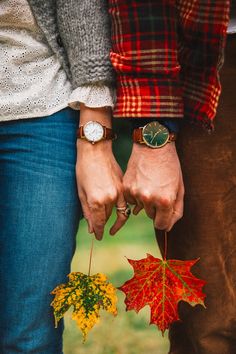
{"left": 108, "top": 0, "right": 184, "bottom": 120}
{"left": 109, "top": 0, "right": 230, "bottom": 130}
{"left": 177, "top": 0, "right": 230, "bottom": 130}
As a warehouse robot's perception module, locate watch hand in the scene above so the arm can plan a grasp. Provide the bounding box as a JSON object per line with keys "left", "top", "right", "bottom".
{"left": 150, "top": 129, "right": 161, "bottom": 143}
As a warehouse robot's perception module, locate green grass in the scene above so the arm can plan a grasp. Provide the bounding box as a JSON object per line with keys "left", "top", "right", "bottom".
{"left": 63, "top": 211, "right": 170, "bottom": 354}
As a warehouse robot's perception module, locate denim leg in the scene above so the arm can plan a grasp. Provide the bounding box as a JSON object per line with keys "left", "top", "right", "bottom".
{"left": 0, "top": 108, "right": 82, "bottom": 354}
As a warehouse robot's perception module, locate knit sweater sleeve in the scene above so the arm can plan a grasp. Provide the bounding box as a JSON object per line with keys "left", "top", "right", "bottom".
{"left": 57, "top": 0, "right": 115, "bottom": 88}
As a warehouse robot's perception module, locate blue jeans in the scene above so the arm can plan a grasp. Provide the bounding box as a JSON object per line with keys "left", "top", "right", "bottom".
{"left": 0, "top": 108, "right": 82, "bottom": 353}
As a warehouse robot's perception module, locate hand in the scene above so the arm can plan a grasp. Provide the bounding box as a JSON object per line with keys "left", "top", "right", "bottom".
{"left": 76, "top": 105, "right": 128, "bottom": 240}
{"left": 123, "top": 142, "right": 184, "bottom": 231}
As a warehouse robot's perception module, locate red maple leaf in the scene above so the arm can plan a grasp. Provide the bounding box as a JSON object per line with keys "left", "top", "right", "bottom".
{"left": 119, "top": 254, "right": 206, "bottom": 334}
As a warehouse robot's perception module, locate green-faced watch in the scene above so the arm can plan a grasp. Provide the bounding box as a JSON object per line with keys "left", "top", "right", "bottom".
{"left": 132, "top": 121, "right": 177, "bottom": 148}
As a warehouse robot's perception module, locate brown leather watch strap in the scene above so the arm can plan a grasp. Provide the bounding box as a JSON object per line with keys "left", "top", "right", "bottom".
{"left": 76, "top": 125, "right": 116, "bottom": 140}
{"left": 132, "top": 127, "right": 144, "bottom": 143}
{"left": 76, "top": 126, "right": 85, "bottom": 139}
{"left": 103, "top": 127, "right": 116, "bottom": 140}
{"left": 132, "top": 128, "right": 177, "bottom": 144}
{"left": 169, "top": 132, "right": 177, "bottom": 142}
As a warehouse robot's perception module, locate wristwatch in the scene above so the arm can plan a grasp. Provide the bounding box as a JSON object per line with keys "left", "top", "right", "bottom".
{"left": 76, "top": 121, "right": 116, "bottom": 144}
{"left": 133, "top": 121, "right": 177, "bottom": 148}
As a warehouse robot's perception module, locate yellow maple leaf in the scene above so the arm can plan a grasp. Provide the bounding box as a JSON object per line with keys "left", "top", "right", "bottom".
{"left": 51, "top": 272, "right": 117, "bottom": 341}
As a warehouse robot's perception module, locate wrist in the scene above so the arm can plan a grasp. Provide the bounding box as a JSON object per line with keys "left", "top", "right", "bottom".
{"left": 132, "top": 141, "right": 177, "bottom": 158}
{"left": 133, "top": 140, "right": 175, "bottom": 150}
{"left": 77, "top": 138, "right": 112, "bottom": 150}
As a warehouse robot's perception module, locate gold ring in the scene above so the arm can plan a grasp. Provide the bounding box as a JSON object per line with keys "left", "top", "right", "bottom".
{"left": 116, "top": 204, "right": 131, "bottom": 217}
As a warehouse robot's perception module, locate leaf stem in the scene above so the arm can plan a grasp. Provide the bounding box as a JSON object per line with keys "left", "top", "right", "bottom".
{"left": 164, "top": 231, "right": 168, "bottom": 261}
{"left": 88, "top": 237, "right": 94, "bottom": 276}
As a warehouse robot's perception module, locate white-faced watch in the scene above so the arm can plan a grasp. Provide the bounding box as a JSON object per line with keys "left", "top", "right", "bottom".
{"left": 76, "top": 121, "right": 116, "bottom": 144}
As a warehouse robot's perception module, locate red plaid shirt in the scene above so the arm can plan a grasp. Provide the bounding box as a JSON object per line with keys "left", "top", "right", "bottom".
{"left": 108, "top": 0, "right": 230, "bottom": 130}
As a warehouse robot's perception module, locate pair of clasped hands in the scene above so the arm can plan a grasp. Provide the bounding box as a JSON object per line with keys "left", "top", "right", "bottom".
{"left": 76, "top": 105, "right": 185, "bottom": 240}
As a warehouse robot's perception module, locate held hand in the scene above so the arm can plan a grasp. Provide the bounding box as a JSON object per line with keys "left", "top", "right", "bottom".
{"left": 76, "top": 139, "right": 128, "bottom": 240}
{"left": 123, "top": 142, "right": 184, "bottom": 231}
{"left": 76, "top": 104, "right": 129, "bottom": 240}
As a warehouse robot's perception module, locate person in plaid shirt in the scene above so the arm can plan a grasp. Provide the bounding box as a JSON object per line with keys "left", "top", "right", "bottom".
{"left": 108, "top": 1, "right": 236, "bottom": 353}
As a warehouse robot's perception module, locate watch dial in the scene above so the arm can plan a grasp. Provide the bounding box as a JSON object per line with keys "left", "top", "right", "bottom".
{"left": 83, "top": 121, "right": 104, "bottom": 142}
{"left": 143, "top": 121, "right": 169, "bottom": 148}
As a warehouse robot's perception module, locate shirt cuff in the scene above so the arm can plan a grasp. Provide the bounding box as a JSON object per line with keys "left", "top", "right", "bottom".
{"left": 129, "top": 119, "right": 180, "bottom": 133}
{"left": 68, "top": 85, "right": 116, "bottom": 110}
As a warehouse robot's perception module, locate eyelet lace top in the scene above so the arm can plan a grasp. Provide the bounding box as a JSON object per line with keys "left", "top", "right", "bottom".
{"left": 0, "top": 0, "right": 115, "bottom": 122}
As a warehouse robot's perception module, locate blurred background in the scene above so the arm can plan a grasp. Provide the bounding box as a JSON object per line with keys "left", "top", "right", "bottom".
{"left": 63, "top": 120, "right": 170, "bottom": 354}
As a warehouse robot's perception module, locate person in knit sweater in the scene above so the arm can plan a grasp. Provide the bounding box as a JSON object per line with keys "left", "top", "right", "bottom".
{"left": 0, "top": 1, "right": 127, "bottom": 352}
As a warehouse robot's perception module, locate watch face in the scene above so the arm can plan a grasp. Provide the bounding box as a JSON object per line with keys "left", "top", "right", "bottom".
{"left": 83, "top": 121, "right": 104, "bottom": 143}
{"left": 142, "top": 121, "right": 169, "bottom": 148}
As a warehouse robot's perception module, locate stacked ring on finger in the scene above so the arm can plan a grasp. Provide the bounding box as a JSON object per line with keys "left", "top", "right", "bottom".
{"left": 116, "top": 203, "right": 131, "bottom": 218}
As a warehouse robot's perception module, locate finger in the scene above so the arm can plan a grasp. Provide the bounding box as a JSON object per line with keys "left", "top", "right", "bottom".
{"left": 166, "top": 181, "right": 184, "bottom": 232}
{"left": 123, "top": 186, "right": 137, "bottom": 205}
{"left": 79, "top": 193, "right": 94, "bottom": 234}
{"left": 86, "top": 216, "right": 94, "bottom": 234}
{"left": 142, "top": 202, "right": 156, "bottom": 219}
{"left": 106, "top": 184, "right": 122, "bottom": 224}
{"left": 89, "top": 204, "right": 107, "bottom": 241}
{"left": 105, "top": 203, "right": 114, "bottom": 222}
{"left": 154, "top": 198, "right": 175, "bottom": 230}
{"left": 109, "top": 211, "right": 129, "bottom": 236}
{"left": 110, "top": 194, "right": 129, "bottom": 236}
{"left": 133, "top": 203, "right": 143, "bottom": 215}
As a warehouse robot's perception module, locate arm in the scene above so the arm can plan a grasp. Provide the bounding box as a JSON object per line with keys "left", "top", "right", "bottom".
{"left": 76, "top": 104, "right": 127, "bottom": 240}
{"left": 109, "top": 0, "right": 184, "bottom": 231}
{"left": 109, "top": 0, "right": 229, "bottom": 231}
{"left": 57, "top": 0, "right": 127, "bottom": 240}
